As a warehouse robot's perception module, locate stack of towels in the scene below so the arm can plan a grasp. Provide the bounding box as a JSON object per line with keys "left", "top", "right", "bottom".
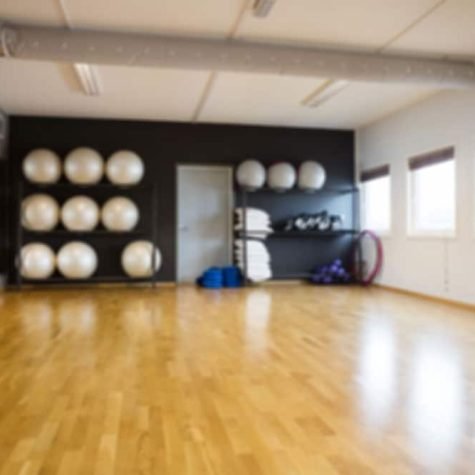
{"left": 235, "top": 239, "right": 272, "bottom": 282}
{"left": 234, "top": 207, "right": 273, "bottom": 239}
{"left": 234, "top": 207, "right": 273, "bottom": 283}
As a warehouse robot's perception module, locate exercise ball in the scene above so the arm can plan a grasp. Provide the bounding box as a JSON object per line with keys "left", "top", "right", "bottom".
{"left": 267, "top": 162, "right": 296, "bottom": 191}
{"left": 121, "top": 241, "right": 161, "bottom": 277}
{"left": 61, "top": 195, "right": 100, "bottom": 231}
{"left": 64, "top": 147, "right": 104, "bottom": 184}
{"left": 101, "top": 196, "right": 139, "bottom": 232}
{"left": 20, "top": 243, "right": 56, "bottom": 279}
{"left": 57, "top": 241, "right": 98, "bottom": 279}
{"left": 106, "top": 150, "right": 144, "bottom": 185}
{"left": 298, "top": 161, "right": 326, "bottom": 191}
{"left": 21, "top": 194, "right": 60, "bottom": 231}
{"left": 236, "top": 160, "right": 266, "bottom": 191}
{"left": 22, "top": 149, "right": 61, "bottom": 184}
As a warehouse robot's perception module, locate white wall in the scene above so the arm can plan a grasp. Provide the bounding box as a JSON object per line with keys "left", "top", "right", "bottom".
{"left": 357, "top": 90, "right": 475, "bottom": 306}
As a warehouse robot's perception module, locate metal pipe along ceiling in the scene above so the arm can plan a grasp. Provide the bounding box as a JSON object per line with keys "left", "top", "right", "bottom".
{"left": 2, "top": 23, "right": 475, "bottom": 88}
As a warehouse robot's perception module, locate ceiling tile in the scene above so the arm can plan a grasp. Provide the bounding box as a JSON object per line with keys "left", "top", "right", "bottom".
{"left": 199, "top": 72, "right": 438, "bottom": 129}
{"left": 316, "top": 81, "right": 439, "bottom": 128}
{"left": 237, "top": 0, "right": 440, "bottom": 50}
{"left": 0, "top": 59, "right": 210, "bottom": 122}
{"left": 0, "top": 0, "right": 64, "bottom": 25}
{"left": 387, "top": 0, "right": 475, "bottom": 58}
{"left": 63, "top": 0, "right": 244, "bottom": 36}
{"left": 199, "top": 72, "right": 330, "bottom": 128}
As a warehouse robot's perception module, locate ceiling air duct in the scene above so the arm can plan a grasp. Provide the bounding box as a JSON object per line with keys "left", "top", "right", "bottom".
{"left": 1, "top": 22, "right": 475, "bottom": 88}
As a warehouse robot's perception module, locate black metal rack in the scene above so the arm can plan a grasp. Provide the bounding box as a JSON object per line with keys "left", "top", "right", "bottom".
{"left": 236, "top": 229, "right": 358, "bottom": 239}
{"left": 235, "top": 185, "right": 360, "bottom": 284}
{"left": 16, "top": 181, "right": 159, "bottom": 288}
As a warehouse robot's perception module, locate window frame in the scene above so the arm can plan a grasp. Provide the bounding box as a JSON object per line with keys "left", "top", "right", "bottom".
{"left": 360, "top": 164, "right": 392, "bottom": 237}
{"left": 406, "top": 147, "right": 456, "bottom": 239}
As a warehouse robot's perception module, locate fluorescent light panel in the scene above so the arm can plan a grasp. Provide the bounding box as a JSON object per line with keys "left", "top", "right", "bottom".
{"left": 253, "top": 0, "right": 277, "bottom": 18}
{"left": 302, "top": 80, "right": 349, "bottom": 108}
{"left": 73, "top": 63, "right": 101, "bottom": 96}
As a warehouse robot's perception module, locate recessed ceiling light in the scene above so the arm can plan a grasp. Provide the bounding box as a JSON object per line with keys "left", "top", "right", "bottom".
{"left": 301, "top": 80, "right": 349, "bottom": 108}
{"left": 253, "top": 0, "right": 277, "bottom": 18}
{"left": 73, "top": 63, "right": 102, "bottom": 96}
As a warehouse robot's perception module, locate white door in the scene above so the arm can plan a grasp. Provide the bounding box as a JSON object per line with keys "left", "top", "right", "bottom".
{"left": 177, "top": 166, "right": 232, "bottom": 282}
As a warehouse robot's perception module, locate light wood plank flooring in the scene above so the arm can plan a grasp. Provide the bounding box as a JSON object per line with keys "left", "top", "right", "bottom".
{"left": 0, "top": 285, "right": 474, "bottom": 474}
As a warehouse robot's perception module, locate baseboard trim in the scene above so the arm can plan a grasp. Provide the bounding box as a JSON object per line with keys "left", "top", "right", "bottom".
{"left": 8, "top": 281, "right": 177, "bottom": 291}
{"left": 375, "top": 283, "right": 475, "bottom": 311}
{"left": 261, "top": 279, "right": 309, "bottom": 286}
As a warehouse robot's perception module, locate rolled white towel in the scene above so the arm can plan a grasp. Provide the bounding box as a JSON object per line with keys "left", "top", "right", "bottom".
{"left": 235, "top": 251, "right": 270, "bottom": 260}
{"left": 235, "top": 247, "right": 269, "bottom": 255}
{"left": 235, "top": 206, "right": 269, "bottom": 215}
{"left": 237, "top": 260, "right": 271, "bottom": 270}
{"left": 245, "top": 268, "right": 272, "bottom": 282}
{"left": 234, "top": 223, "right": 273, "bottom": 232}
{"left": 236, "top": 258, "right": 271, "bottom": 268}
{"left": 244, "top": 232, "right": 271, "bottom": 239}
{"left": 246, "top": 265, "right": 272, "bottom": 274}
{"left": 235, "top": 208, "right": 270, "bottom": 221}
{"left": 234, "top": 240, "right": 269, "bottom": 253}
{"left": 235, "top": 217, "right": 271, "bottom": 226}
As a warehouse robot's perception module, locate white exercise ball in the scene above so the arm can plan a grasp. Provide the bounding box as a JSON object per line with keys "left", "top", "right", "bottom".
{"left": 121, "top": 241, "right": 161, "bottom": 278}
{"left": 298, "top": 161, "right": 326, "bottom": 191}
{"left": 64, "top": 147, "right": 104, "bottom": 184}
{"left": 236, "top": 160, "right": 266, "bottom": 191}
{"left": 101, "top": 196, "right": 139, "bottom": 232}
{"left": 106, "top": 150, "right": 144, "bottom": 185}
{"left": 21, "top": 194, "right": 60, "bottom": 231}
{"left": 57, "top": 241, "right": 98, "bottom": 279}
{"left": 61, "top": 195, "right": 100, "bottom": 231}
{"left": 20, "top": 243, "right": 56, "bottom": 279}
{"left": 22, "top": 149, "right": 62, "bottom": 184}
{"left": 267, "top": 162, "right": 296, "bottom": 191}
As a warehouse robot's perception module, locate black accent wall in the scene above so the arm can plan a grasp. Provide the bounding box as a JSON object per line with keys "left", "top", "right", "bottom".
{"left": 7, "top": 116, "right": 354, "bottom": 284}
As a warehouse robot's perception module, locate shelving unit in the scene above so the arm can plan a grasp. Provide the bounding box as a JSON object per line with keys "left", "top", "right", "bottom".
{"left": 236, "top": 185, "right": 360, "bottom": 284}
{"left": 20, "top": 275, "right": 155, "bottom": 285}
{"left": 246, "top": 185, "right": 359, "bottom": 194}
{"left": 236, "top": 229, "right": 358, "bottom": 239}
{"left": 16, "top": 181, "right": 159, "bottom": 288}
{"left": 23, "top": 229, "right": 145, "bottom": 237}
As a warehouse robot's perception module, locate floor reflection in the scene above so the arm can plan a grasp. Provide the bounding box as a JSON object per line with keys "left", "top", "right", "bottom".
{"left": 19, "top": 296, "right": 54, "bottom": 335}
{"left": 408, "top": 336, "right": 465, "bottom": 467}
{"left": 358, "top": 317, "right": 397, "bottom": 430}
{"left": 58, "top": 297, "right": 97, "bottom": 335}
{"left": 244, "top": 289, "right": 272, "bottom": 357}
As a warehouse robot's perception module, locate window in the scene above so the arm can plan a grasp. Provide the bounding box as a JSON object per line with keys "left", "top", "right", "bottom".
{"left": 361, "top": 165, "right": 391, "bottom": 234}
{"left": 408, "top": 146, "right": 455, "bottom": 236}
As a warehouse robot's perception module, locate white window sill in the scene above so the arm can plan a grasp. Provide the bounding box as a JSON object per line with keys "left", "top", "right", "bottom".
{"left": 406, "top": 232, "right": 457, "bottom": 240}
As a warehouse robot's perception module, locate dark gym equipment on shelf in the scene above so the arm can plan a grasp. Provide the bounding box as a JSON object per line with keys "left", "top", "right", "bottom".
{"left": 235, "top": 184, "right": 359, "bottom": 284}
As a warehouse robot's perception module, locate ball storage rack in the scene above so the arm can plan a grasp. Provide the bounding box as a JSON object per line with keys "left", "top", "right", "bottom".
{"left": 16, "top": 180, "right": 159, "bottom": 288}
{"left": 236, "top": 185, "right": 361, "bottom": 285}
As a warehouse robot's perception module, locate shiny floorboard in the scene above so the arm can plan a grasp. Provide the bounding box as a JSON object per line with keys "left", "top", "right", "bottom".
{"left": 0, "top": 285, "right": 474, "bottom": 474}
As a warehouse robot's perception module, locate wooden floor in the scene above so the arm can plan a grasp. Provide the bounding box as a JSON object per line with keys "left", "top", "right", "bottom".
{"left": 0, "top": 285, "right": 474, "bottom": 474}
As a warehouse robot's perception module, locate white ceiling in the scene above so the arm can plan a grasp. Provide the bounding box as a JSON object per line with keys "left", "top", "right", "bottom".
{"left": 0, "top": 0, "right": 473, "bottom": 129}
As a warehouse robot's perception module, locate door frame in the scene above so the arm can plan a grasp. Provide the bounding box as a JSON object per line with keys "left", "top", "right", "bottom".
{"left": 176, "top": 164, "right": 233, "bottom": 282}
